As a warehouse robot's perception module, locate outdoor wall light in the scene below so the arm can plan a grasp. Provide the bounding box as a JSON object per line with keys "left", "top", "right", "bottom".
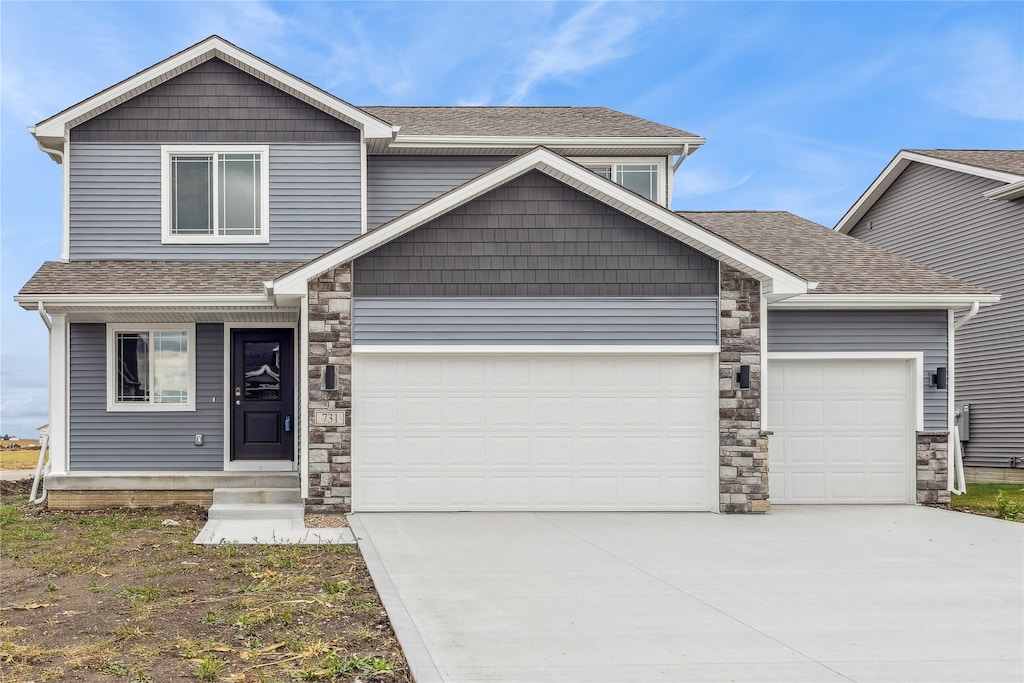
{"left": 736, "top": 364, "right": 751, "bottom": 390}
{"left": 930, "top": 366, "right": 948, "bottom": 390}
{"left": 324, "top": 364, "right": 337, "bottom": 391}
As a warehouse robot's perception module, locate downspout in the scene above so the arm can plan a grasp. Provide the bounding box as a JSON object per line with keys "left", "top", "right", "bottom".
{"left": 38, "top": 302, "right": 52, "bottom": 331}
{"left": 672, "top": 143, "right": 692, "bottom": 172}
{"left": 953, "top": 301, "right": 980, "bottom": 331}
{"left": 31, "top": 303, "right": 53, "bottom": 503}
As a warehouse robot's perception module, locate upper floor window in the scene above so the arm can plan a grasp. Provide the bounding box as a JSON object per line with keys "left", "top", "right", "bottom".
{"left": 106, "top": 324, "right": 195, "bottom": 412}
{"left": 577, "top": 159, "right": 665, "bottom": 205}
{"left": 161, "top": 146, "right": 270, "bottom": 243}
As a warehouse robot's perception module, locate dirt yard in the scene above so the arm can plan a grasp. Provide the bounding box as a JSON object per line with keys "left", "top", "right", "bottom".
{"left": 0, "top": 480, "right": 411, "bottom": 682}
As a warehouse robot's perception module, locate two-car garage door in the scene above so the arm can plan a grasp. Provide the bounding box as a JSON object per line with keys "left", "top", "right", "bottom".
{"left": 352, "top": 353, "right": 716, "bottom": 511}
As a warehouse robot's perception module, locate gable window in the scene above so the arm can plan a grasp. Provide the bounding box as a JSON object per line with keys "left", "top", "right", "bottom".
{"left": 107, "top": 324, "right": 195, "bottom": 411}
{"left": 579, "top": 159, "right": 664, "bottom": 204}
{"left": 161, "top": 146, "right": 269, "bottom": 243}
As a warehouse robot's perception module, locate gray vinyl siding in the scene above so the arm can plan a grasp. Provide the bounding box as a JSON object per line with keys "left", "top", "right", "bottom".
{"left": 354, "top": 171, "right": 718, "bottom": 297}
{"left": 68, "top": 142, "right": 361, "bottom": 260}
{"left": 767, "top": 310, "right": 948, "bottom": 430}
{"left": 71, "top": 58, "right": 358, "bottom": 143}
{"left": 849, "top": 163, "right": 1024, "bottom": 467}
{"left": 353, "top": 297, "right": 718, "bottom": 345}
{"left": 68, "top": 323, "right": 224, "bottom": 471}
{"left": 367, "top": 155, "right": 510, "bottom": 229}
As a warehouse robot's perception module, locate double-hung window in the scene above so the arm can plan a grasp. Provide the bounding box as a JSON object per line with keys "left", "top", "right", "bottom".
{"left": 579, "top": 159, "right": 664, "bottom": 205}
{"left": 161, "top": 146, "right": 269, "bottom": 243}
{"left": 107, "top": 324, "right": 195, "bottom": 412}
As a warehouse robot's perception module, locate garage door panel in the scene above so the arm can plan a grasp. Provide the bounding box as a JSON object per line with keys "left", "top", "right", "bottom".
{"left": 353, "top": 354, "right": 715, "bottom": 511}
{"left": 771, "top": 359, "right": 914, "bottom": 505}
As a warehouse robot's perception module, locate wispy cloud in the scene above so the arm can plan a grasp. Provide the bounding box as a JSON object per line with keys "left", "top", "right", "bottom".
{"left": 931, "top": 28, "right": 1024, "bottom": 121}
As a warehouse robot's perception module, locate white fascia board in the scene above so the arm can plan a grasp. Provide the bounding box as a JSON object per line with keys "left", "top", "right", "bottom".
{"left": 34, "top": 36, "right": 395, "bottom": 141}
{"left": 386, "top": 135, "right": 706, "bottom": 153}
{"left": 835, "top": 151, "right": 1024, "bottom": 233}
{"left": 983, "top": 178, "right": 1024, "bottom": 201}
{"left": 353, "top": 345, "right": 721, "bottom": 355}
{"left": 14, "top": 293, "right": 274, "bottom": 310}
{"left": 272, "top": 147, "right": 808, "bottom": 297}
{"left": 768, "top": 294, "right": 1001, "bottom": 310}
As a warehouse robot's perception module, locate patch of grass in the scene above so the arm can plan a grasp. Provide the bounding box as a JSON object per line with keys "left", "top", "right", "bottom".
{"left": 950, "top": 483, "right": 1024, "bottom": 521}
{"left": 193, "top": 654, "right": 225, "bottom": 681}
{"left": 0, "top": 448, "right": 43, "bottom": 471}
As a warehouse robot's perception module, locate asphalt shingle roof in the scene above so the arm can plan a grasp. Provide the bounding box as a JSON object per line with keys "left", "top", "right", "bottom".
{"left": 19, "top": 261, "right": 304, "bottom": 296}
{"left": 909, "top": 149, "right": 1024, "bottom": 176}
{"left": 360, "top": 106, "right": 696, "bottom": 138}
{"left": 677, "top": 210, "right": 991, "bottom": 296}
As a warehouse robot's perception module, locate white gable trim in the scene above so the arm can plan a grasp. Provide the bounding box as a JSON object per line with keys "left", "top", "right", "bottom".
{"left": 767, "top": 293, "right": 1000, "bottom": 310}
{"left": 835, "top": 151, "right": 1024, "bottom": 233}
{"left": 271, "top": 147, "right": 808, "bottom": 297}
{"left": 32, "top": 35, "right": 395, "bottom": 142}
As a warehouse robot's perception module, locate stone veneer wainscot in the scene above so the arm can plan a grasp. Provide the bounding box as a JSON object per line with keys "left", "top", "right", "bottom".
{"left": 719, "top": 266, "right": 769, "bottom": 513}
{"left": 306, "top": 263, "right": 353, "bottom": 513}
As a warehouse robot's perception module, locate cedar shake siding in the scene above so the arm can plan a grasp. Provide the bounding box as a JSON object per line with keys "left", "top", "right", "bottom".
{"left": 849, "top": 162, "right": 1024, "bottom": 468}
{"left": 353, "top": 171, "right": 718, "bottom": 297}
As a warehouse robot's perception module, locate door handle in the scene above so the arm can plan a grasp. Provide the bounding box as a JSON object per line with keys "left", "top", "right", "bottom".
{"left": 284, "top": 416, "right": 292, "bottom": 432}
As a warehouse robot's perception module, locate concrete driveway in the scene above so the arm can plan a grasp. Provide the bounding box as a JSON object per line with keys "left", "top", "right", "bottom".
{"left": 350, "top": 507, "right": 1023, "bottom": 683}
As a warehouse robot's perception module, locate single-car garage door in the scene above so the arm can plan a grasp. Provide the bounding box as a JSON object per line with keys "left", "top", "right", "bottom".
{"left": 352, "top": 353, "right": 716, "bottom": 511}
{"left": 768, "top": 358, "right": 916, "bottom": 504}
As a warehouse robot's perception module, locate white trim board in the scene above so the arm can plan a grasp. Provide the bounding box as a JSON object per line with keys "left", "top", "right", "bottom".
{"left": 352, "top": 345, "right": 721, "bottom": 355}
{"left": 272, "top": 148, "right": 809, "bottom": 298}
{"left": 767, "top": 294, "right": 1000, "bottom": 310}
{"left": 835, "top": 150, "right": 1024, "bottom": 233}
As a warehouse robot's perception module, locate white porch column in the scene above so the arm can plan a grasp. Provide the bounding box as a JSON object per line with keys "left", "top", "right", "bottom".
{"left": 48, "top": 313, "right": 69, "bottom": 475}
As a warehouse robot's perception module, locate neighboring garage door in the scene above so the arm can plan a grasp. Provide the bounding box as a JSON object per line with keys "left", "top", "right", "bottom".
{"left": 352, "top": 353, "right": 716, "bottom": 511}
{"left": 768, "top": 358, "right": 916, "bottom": 504}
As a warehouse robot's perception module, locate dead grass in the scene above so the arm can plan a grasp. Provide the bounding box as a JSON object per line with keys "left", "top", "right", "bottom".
{"left": 0, "top": 479, "right": 410, "bottom": 682}
{"left": 0, "top": 449, "right": 43, "bottom": 471}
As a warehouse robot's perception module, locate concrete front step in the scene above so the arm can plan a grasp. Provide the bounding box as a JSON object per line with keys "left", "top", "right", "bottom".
{"left": 212, "top": 487, "right": 302, "bottom": 506}
{"left": 207, "top": 502, "right": 305, "bottom": 522}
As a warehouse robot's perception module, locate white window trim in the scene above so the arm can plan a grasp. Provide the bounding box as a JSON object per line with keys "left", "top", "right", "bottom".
{"left": 106, "top": 323, "right": 197, "bottom": 412}
{"left": 570, "top": 156, "right": 668, "bottom": 206}
{"left": 160, "top": 145, "right": 270, "bottom": 244}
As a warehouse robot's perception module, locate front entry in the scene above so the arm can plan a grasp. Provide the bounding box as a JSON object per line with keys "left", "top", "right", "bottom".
{"left": 231, "top": 329, "right": 295, "bottom": 461}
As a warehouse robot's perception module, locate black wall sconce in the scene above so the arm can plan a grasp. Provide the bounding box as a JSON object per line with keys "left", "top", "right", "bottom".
{"left": 324, "top": 364, "right": 337, "bottom": 391}
{"left": 930, "top": 367, "right": 948, "bottom": 390}
{"left": 736, "top": 364, "right": 751, "bottom": 389}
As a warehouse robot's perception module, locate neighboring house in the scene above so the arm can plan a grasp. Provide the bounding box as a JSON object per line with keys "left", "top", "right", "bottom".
{"left": 16, "top": 37, "right": 998, "bottom": 514}
{"left": 836, "top": 150, "right": 1024, "bottom": 482}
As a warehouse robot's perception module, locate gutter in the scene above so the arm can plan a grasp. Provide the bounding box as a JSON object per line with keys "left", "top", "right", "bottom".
{"left": 34, "top": 132, "right": 64, "bottom": 165}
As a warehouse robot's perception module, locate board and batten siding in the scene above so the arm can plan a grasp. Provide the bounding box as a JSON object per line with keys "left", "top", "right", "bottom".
{"left": 366, "top": 155, "right": 511, "bottom": 229}
{"left": 849, "top": 162, "right": 1024, "bottom": 468}
{"left": 354, "top": 171, "right": 719, "bottom": 297}
{"left": 68, "top": 142, "right": 361, "bottom": 260}
{"left": 353, "top": 297, "right": 718, "bottom": 345}
{"left": 767, "top": 310, "right": 948, "bottom": 430}
{"left": 68, "top": 323, "right": 224, "bottom": 471}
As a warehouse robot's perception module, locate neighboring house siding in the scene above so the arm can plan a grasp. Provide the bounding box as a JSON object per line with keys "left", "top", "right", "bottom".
{"left": 354, "top": 171, "right": 719, "bottom": 297}
{"left": 71, "top": 58, "right": 359, "bottom": 143}
{"left": 68, "top": 323, "right": 224, "bottom": 471}
{"left": 352, "top": 297, "right": 719, "bottom": 345}
{"left": 849, "top": 163, "right": 1024, "bottom": 468}
{"left": 767, "top": 310, "right": 948, "bottom": 430}
{"left": 68, "top": 142, "right": 361, "bottom": 259}
{"left": 366, "top": 155, "right": 511, "bottom": 229}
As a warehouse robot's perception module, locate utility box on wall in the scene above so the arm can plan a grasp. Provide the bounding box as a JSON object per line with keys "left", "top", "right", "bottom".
{"left": 955, "top": 404, "right": 971, "bottom": 442}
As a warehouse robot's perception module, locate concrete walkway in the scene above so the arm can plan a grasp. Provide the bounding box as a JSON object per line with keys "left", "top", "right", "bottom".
{"left": 351, "top": 507, "right": 1024, "bottom": 683}
{"left": 0, "top": 469, "right": 35, "bottom": 481}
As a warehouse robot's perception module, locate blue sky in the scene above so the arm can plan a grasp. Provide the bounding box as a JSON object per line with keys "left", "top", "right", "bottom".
{"left": 1, "top": 1, "right": 1022, "bottom": 438}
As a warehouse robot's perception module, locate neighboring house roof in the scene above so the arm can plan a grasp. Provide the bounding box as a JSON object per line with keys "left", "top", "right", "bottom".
{"left": 31, "top": 35, "right": 395, "bottom": 160}
{"left": 271, "top": 147, "right": 810, "bottom": 300}
{"left": 360, "top": 106, "right": 696, "bottom": 138}
{"left": 18, "top": 261, "right": 301, "bottom": 297}
{"left": 679, "top": 210, "right": 996, "bottom": 304}
{"left": 836, "top": 149, "right": 1024, "bottom": 232}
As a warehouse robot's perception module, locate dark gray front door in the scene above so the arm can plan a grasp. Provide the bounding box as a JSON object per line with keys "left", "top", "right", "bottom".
{"left": 231, "top": 329, "right": 294, "bottom": 461}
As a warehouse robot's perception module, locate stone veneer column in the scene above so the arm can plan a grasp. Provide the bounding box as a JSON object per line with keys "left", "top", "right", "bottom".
{"left": 719, "top": 266, "right": 770, "bottom": 513}
{"left": 916, "top": 432, "right": 950, "bottom": 505}
{"left": 306, "top": 263, "right": 353, "bottom": 513}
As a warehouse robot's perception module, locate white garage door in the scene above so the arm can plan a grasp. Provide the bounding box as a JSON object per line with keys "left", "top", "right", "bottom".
{"left": 352, "top": 353, "right": 715, "bottom": 511}
{"left": 768, "top": 358, "right": 916, "bottom": 504}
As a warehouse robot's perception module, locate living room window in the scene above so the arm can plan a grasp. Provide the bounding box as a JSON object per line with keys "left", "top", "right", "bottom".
{"left": 107, "top": 324, "right": 195, "bottom": 411}
{"left": 161, "top": 146, "right": 269, "bottom": 243}
{"left": 578, "top": 159, "right": 665, "bottom": 204}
